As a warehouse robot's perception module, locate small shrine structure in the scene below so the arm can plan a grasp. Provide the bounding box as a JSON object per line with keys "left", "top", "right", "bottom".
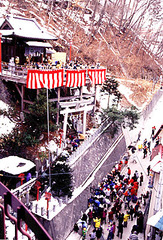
{"left": 0, "top": 15, "right": 57, "bottom": 64}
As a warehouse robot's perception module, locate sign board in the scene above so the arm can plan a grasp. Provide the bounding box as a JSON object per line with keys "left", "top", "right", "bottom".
{"left": 52, "top": 52, "right": 66, "bottom": 64}
{"left": 25, "top": 47, "right": 44, "bottom": 57}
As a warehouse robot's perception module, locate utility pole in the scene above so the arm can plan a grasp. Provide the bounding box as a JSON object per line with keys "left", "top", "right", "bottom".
{"left": 69, "top": 39, "right": 72, "bottom": 62}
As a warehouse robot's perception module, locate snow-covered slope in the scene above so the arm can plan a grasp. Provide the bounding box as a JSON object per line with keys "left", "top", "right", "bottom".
{"left": 0, "top": 0, "right": 162, "bottom": 77}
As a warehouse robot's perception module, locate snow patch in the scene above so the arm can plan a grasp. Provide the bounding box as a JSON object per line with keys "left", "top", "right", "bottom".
{"left": 0, "top": 100, "right": 15, "bottom": 136}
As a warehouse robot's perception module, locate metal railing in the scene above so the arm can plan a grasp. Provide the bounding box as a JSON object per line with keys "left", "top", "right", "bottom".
{"left": 0, "top": 181, "right": 53, "bottom": 240}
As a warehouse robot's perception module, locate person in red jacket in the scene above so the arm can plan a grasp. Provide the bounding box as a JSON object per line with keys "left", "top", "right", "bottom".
{"left": 131, "top": 186, "right": 136, "bottom": 196}
{"left": 118, "top": 162, "right": 122, "bottom": 171}
{"left": 128, "top": 167, "right": 131, "bottom": 176}
{"left": 88, "top": 209, "right": 93, "bottom": 225}
{"left": 129, "top": 178, "right": 134, "bottom": 185}
{"left": 102, "top": 209, "right": 107, "bottom": 224}
{"left": 133, "top": 181, "right": 139, "bottom": 193}
{"left": 108, "top": 208, "right": 114, "bottom": 223}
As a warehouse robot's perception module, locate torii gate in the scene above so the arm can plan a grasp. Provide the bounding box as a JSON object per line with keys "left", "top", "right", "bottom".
{"left": 60, "top": 99, "right": 94, "bottom": 140}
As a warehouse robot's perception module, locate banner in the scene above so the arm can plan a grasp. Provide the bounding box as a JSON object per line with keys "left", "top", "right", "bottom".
{"left": 87, "top": 69, "right": 106, "bottom": 85}
{"left": 26, "top": 69, "right": 64, "bottom": 89}
{"left": 65, "top": 69, "right": 86, "bottom": 87}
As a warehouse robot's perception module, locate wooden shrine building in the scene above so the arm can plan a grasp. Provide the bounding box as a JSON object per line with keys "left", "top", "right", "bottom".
{"left": 0, "top": 15, "right": 57, "bottom": 64}
{"left": 0, "top": 15, "right": 107, "bottom": 138}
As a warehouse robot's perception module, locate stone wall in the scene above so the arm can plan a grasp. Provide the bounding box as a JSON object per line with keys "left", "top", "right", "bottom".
{"left": 36, "top": 89, "right": 163, "bottom": 240}
{"left": 38, "top": 130, "right": 126, "bottom": 240}
{"left": 123, "top": 89, "right": 163, "bottom": 146}
{"left": 71, "top": 129, "right": 117, "bottom": 188}
{"left": 142, "top": 89, "right": 163, "bottom": 120}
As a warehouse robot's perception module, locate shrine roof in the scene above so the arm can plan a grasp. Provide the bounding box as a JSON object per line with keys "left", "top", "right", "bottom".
{"left": 0, "top": 156, "right": 36, "bottom": 175}
{"left": 0, "top": 15, "right": 57, "bottom": 40}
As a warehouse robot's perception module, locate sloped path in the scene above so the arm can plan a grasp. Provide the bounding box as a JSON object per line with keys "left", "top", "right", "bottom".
{"left": 67, "top": 91, "right": 163, "bottom": 240}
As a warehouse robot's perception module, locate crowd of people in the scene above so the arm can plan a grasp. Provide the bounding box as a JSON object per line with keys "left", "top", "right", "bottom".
{"left": 25, "top": 60, "right": 101, "bottom": 71}
{"left": 137, "top": 126, "right": 161, "bottom": 159}
{"left": 72, "top": 147, "right": 151, "bottom": 240}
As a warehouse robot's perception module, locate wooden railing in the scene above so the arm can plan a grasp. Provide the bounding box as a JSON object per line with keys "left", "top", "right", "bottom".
{"left": 0, "top": 63, "right": 27, "bottom": 84}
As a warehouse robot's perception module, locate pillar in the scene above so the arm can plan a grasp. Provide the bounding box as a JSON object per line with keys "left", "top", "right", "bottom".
{"left": 63, "top": 107, "right": 69, "bottom": 140}
{"left": 21, "top": 85, "right": 24, "bottom": 112}
{"left": 56, "top": 87, "right": 60, "bottom": 125}
{"left": 83, "top": 109, "right": 87, "bottom": 136}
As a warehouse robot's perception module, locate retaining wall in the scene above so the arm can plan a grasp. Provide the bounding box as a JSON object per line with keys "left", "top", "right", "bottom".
{"left": 142, "top": 89, "right": 163, "bottom": 120}
{"left": 38, "top": 89, "right": 163, "bottom": 240}
{"left": 38, "top": 130, "right": 126, "bottom": 240}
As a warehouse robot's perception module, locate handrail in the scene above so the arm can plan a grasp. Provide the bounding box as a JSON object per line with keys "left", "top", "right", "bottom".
{"left": 0, "top": 181, "right": 53, "bottom": 240}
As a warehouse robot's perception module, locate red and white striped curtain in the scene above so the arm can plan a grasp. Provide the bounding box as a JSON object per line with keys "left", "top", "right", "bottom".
{"left": 26, "top": 69, "right": 64, "bottom": 89}
{"left": 65, "top": 70, "right": 86, "bottom": 87}
{"left": 26, "top": 68, "right": 106, "bottom": 89}
{"left": 87, "top": 69, "right": 106, "bottom": 85}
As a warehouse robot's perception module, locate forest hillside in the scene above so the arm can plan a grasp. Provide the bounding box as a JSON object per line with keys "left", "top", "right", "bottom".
{"left": 0, "top": 0, "right": 162, "bottom": 79}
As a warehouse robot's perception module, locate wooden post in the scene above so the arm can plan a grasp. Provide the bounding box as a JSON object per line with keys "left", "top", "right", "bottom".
{"left": 18, "top": 173, "right": 25, "bottom": 186}
{"left": 35, "top": 181, "right": 41, "bottom": 201}
{"left": 13, "top": 36, "right": 17, "bottom": 61}
{"left": 83, "top": 109, "right": 87, "bottom": 136}
{"left": 21, "top": 85, "right": 24, "bottom": 112}
{"left": 80, "top": 86, "right": 83, "bottom": 101}
{"left": 45, "top": 192, "right": 51, "bottom": 217}
{"left": 63, "top": 107, "right": 69, "bottom": 140}
{"left": 93, "top": 84, "right": 97, "bottom": 114}
{"left": 56, "top": 87, "right": 60, "bottom": 125}
{"left": 15, "top": 84, "right": 25, "bottom": 112}
{"left": 69, "top": 40, "right": 72, "bottom": 62}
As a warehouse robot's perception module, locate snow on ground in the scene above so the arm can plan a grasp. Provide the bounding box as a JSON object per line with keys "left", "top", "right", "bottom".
{"left": 0, "top": 100, "right": 15, "bottom": 136}
{"left": 66, "top": 91, "right": 163, "bottom": 240}
{"left": 31, "top": 193, "right": 67, "bottom": 221}
{"left": 0, "top": 115, "right": 15, "bottom": 135}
